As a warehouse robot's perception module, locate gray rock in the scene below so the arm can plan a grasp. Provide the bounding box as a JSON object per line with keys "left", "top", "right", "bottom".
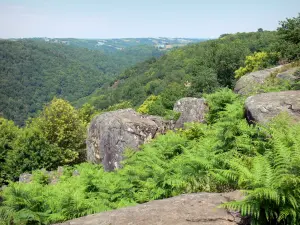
{"left": 173, "top": 97, "right": 208, "bottom": 128}
{"left": 245, "top": 91, "right": 300, "bottom": 124}
{"left": 142, "top": 114, "right": 175, "bottom": 134}
{"left": 19, "top": 173, "right": 32, "bottom": 183}
{"left": 0, "top": 185, "right": 5, "bottom": 204}
{"left": 54, "top": 191, "right": 247, "bottom": 225}
{"left": 72, "top": 170, "right": 80, "bottom": 176}
{"left": 276, "top": 67, "right": 300, "bottom": 81}
{"left": 57, "top": 166, "right": 64, "bottom": 176}
{"left": 234, "top": 65, "right": 283, "bottom": 95}
{"left": 86, "top": 109, "right": 171, "bottom": 171}
{"left": 0, "top": 185, "right": 7, "bottom": 191}
{"left": 18, "top": 167, "right": 79, "bottom": 185}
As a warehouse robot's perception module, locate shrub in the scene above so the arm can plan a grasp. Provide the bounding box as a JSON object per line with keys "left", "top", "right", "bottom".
{"left": 105, "top": 101, "right": 132, "bottom": 112}
{"left": 235, "top": 52, "right": 279, "bottom": 79}
{"left": 78, "top": 103, "right": 96, "bottom": 126}
{"left": 137, "top": 95, "right": 166, "bottom": 116}
{"left": 4, "top": 126, "right": 62, "bottom": 181}
{"left": 2, "top": 98, "right": 87, "bottom": 183}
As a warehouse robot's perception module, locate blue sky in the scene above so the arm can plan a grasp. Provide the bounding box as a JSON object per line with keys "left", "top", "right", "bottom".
{"left": 0, "top": 0, "right": 299, "bottom": 38}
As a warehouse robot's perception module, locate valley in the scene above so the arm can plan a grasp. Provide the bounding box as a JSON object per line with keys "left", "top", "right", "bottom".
{"left": 0, "top": 8, "right": 300, "bottom": 225}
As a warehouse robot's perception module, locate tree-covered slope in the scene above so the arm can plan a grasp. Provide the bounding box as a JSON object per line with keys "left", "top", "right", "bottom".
{"left": 0, "top": 40, "right": 162, "bottom": 125}
{"left": 82, "top": 31, "right": 279, "bottom": 110}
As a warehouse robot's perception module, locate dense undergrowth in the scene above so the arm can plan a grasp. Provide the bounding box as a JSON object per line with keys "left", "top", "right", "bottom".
{"left": 1, "top": 89, "right": 300, "bottom": 225}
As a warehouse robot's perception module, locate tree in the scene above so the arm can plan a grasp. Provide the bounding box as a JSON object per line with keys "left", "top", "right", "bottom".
{"left": 257, "top": 28, "right": 264, "bottom": 32}
{"left": 137, "top": 95, "right": 165, "bottom": 116}
{"left": 277, "top": 13, "right": 300, "bottom": 60}
{"left": 278, "top": 13, "right": 300, "bottom": 45}
{"left": 188, "top": 66, "right": 219, "bottom": 96}
{"left": 145, "top": 79, "right": 163, "bottom": 95}
{"left": 234, "top": 52, "right": 279, "bottom": 79}
{"left": 219, "top": 33, "right": 230, "bottom": 38}
{"left": 32, "top": 98, "right": 86, "bottom": 163}
{"left": 0, "top": 118, "right": 19, "bottom": 184}
{"left": 2, "top": 99, "right": 86, "bottom": 182}
{"left": 160, "top": 83, "right": 186, "bottom": 109}
{"left": 5, "top": 126, "right": 62, "bottom": 181}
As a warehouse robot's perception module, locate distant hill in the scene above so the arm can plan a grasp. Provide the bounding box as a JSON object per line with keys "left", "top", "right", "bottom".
{"left": 30, "top": 37, "right": 206, "bottom": 52}
{"left": 0, "top": 39, "right": 164, "bottom": 125}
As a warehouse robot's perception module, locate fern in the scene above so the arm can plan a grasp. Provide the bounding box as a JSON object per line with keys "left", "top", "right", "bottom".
{"left": 222, "top": 117, "right": 300, "bottom": 225}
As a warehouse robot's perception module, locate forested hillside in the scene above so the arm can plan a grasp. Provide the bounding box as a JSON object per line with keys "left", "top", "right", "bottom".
{"left": 82, "top": 31, "right": 281, "bottom": 111}
{"left": 0, "top": 40, "right": 162, "bottom": 125}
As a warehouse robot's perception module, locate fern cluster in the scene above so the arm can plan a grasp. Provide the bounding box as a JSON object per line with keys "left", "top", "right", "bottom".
{"left": 222, "top": 114, "right": 300, "bottom": 224}
{"left": 0, "top": 89, "right": 299, "bottom": 225}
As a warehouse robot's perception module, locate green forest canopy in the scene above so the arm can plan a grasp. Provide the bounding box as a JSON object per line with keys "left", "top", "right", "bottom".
{"left": 0, "top": 39, "right": 163, "bottom": 125}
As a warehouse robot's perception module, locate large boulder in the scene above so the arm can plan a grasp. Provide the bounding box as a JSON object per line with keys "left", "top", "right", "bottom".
{"left": 173, "top": 97, "right": 208, "bottom": 128}
{"left": 86, "top": 109, "right": 173, "bottom": 171}
{"left": 54, "top": 191, "right": 247, "bottom": 225}
{"left": 245, "top": 91, "right": 300, "bottom": 124}
{"left": 234, "top": 65, "right": 283, "bottom": 95}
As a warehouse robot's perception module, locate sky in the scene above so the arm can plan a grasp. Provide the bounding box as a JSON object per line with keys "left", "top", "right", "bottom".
{"left": 0, "top": 0, "right": 299, "bottom": 39}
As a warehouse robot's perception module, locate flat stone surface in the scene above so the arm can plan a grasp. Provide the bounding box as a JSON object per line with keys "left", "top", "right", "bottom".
{"left": 234, "top": 65, "right": 283, "bottom": 95}
{"left": 54, "top": 191, "right": 246, "bottom": 225}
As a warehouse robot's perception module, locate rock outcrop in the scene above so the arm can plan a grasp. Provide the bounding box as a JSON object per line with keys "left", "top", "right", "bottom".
{"left": 245, "top": 91, "right": 300, "bottom": 124}
{"left": 87, "top": 97, "right": 209, "bottom": 170}
{"left": 173, "top": 97, "right": 208, "bottom": 128}
{"left": 54, "top": 191, "right": 247, "bottom": 225}
{"left": 234, "top": 65, "right": 282, "bottom": 95}
{"left": 86, "top": 109, "right": 173, "bottom": 171}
